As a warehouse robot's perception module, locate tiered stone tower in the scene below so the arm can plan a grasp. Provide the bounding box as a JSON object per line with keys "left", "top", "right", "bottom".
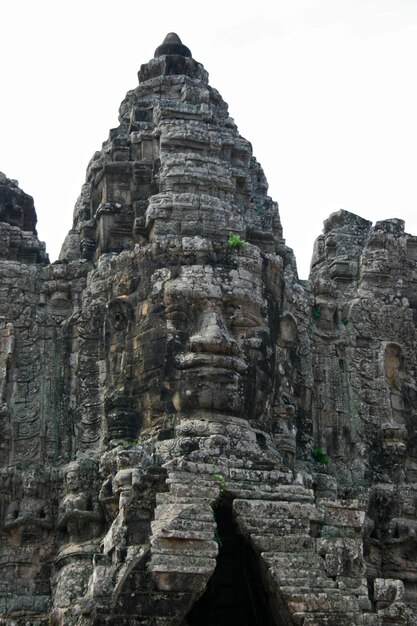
{"left": 0, "top": 34, "right": 416, "bottom": 625}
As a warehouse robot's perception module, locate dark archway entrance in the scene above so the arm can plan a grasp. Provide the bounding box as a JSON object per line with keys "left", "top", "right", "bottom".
{"left": 184, "top": 499, "right": 281, "bottom": 626}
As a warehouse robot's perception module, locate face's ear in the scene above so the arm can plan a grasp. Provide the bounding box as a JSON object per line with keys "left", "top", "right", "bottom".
{"left": 279, "top": 313, "right": 298, "bottom": 348}
{"left": 262, "top": 254, "right": 283, "bottom": 305}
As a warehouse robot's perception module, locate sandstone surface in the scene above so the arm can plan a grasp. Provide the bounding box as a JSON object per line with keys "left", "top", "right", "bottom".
{"left": 0, "top": 33, "right": 416, "bottom": 625}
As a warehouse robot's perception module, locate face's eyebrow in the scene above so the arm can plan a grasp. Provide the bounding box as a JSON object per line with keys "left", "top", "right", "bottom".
{"left": 165, "top": 278, "right": 223, "bottom": 300}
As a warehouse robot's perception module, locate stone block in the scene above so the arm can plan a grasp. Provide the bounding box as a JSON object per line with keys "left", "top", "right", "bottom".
{"left": 374, "top": 577, "right": 404, "bottom": 607}
{"left": 148, "top": 553, "right": 215, "bottom": 575}
{"left": 320, "top": 503, "right": 365, "bottom": 529}
{"left": 318, "top": 538, "right": 365, "bottom": 577}
{"left": 251, "top": 533, "right": 314, "bottom": 553}
{"left": 150, "top": 537, "right": 218, "bottom": 558}
{"left": 234, "top": 498, "right": 319, "bottom": 521}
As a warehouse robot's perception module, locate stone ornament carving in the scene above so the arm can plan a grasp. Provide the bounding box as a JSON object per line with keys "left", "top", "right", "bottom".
{"left": 4, "top": 467, "right": 53, "bottom": 546}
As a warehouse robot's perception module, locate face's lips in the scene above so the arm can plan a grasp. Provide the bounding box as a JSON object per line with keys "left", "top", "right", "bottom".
{"left": 174, "top": 352, "right": 248, "bottom": 374}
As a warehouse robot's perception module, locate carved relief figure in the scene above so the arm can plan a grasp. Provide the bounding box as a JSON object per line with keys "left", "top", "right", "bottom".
{"left": 104, "top": 297, "right": 138, "bottom": 440}
{"left": 57, "top": 460, "right": 102, "bottom": 544}
{"left": 4, "top": 468, "right": 53, "bottom": 546}
{"left": 383, "top": 342, "right": 408, "bottom": 458}
{"left": 0, "top": 320, "right": 14, "bottom": 464}
{"left": 99, "top": 446, "right": 143, "bottom": 521}
{"left": 0, "top": 320, "right": 14, "bottom": 403}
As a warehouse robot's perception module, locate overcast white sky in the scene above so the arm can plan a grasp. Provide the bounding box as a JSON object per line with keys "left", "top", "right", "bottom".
{"left": 1, "top": 0, "right": 416, "bottom": 278}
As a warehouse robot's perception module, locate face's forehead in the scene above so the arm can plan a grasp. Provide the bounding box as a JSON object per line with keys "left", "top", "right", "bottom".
{"left": 160, "top": 264, "right": 265, "bottom": 305}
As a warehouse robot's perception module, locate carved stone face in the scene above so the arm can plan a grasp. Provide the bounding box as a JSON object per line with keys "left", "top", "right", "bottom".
{"left": 65, "top": 469, "right": 81, "bottom": 492}
{"left": 137, "top": 254, "right": 279, "bottom": 422}
{"left": 22, "top": 469, "right": 42, "bottom": 498}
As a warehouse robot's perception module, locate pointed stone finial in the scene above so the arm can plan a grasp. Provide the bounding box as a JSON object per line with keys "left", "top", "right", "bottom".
{"left": 154, "top": 33, "right": 192, "bottom": 58}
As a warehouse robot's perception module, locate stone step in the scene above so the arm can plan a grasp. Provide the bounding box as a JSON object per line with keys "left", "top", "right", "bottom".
{"left": 282, "top": 589, "right": 360, "bottom": 614}
{"left": 228, "top": 467, "right": 295, "bottom": 484}
{"left": 238, "top": 515, "right": 310, "bottom": 534}
{"left": 276, "top": 577, "right": 338, "bottom": 589}
{"left": 264, "top": 551, "right": 325, "bottom": 569}
{"left": 151, "top": 517, "right": 215, "bottom": 541}
{"left": 295, "top": 612, "right": 371, "bottom": 626}
{"left": 233, "top": 498, "right": 320, "bottom": 521}
{"left": 166, "top": 481, "right": 219, "bottom": 499}
{"left": 94, "top": 616, "right": 178, "bottom": 626}
{"left": 148, "top": 553, "right": 215, "bottom": 574}
{"left": 156, "top": 494, "right": 220, "bottom": 506}
{"left": 229, "top": 483, "right": 315, "bottom": 502}
{"left": 151, "top": 536, "right": 218, "bottom": 558}
{"left": 251, "top": 533, "right": 314, "bottom": 552}
{"left": 166, "top": 472, "right": 221, "bottom": 487}
{"left": 153, "top": 499, "right": 214, "bottom": 520}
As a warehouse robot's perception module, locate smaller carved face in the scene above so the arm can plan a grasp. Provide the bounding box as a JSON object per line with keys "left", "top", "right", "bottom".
{"left": 64, "top": 464, "right": 83, "bottom": 492}
{"left": 138, "top": 259, "right": 277, "bottom": 420}
{"left": 22, "top": 469, "right": 42, "bottom": 497}
{"left": 65, "top": 470, "right": 80, "bottom": 491}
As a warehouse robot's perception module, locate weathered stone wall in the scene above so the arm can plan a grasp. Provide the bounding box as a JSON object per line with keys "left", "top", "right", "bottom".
{"left": 0, "top": 33, "right": 416, "bottom": 625}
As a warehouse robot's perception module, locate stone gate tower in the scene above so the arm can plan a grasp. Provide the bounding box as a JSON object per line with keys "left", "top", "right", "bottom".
{"left": 0, "top": 33, "right": 416, "bottom": 626}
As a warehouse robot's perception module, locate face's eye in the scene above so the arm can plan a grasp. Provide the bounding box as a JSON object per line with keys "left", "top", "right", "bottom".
{"left": 165, "top": 305, "right": 190, "bottom": 327}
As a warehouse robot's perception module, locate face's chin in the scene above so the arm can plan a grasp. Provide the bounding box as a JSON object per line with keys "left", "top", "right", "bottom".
{"left": 172, "top": 385, "right": 244, "bottom": 415}
{"left": 169, "top": 353, "right": 243, "bottom": 415}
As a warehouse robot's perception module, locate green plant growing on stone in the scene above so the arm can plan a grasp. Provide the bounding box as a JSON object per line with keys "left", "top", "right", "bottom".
{"left": 313, "top": 305, "right": 321, "bottom": 319}
{"left": 209, "top": 462, "right": 226, "bottom": 548}
{"left": 341, "top": 316, "right": 349, "bottom": 326}
{"left": 211, "top": 461, "right": 226, "bottom": 496}
{"left": 312, "top": 447, "right": 329, "bottom": 465}
{"left": 227, "top": 233, "right": 248, "bottom": 250}
{"left": 213, "top": 529, "right": 223, "bottom": 547}
{"left": 113, "top": 438, "right": 138, "bottom": 448}
{"left": 209, "top": 458, "right": 227, "bottom": 528}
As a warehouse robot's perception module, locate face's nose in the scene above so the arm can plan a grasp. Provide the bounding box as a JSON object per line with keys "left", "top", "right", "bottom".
{"left": 190, "top": 309, "right": 238, "bottom": 355}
